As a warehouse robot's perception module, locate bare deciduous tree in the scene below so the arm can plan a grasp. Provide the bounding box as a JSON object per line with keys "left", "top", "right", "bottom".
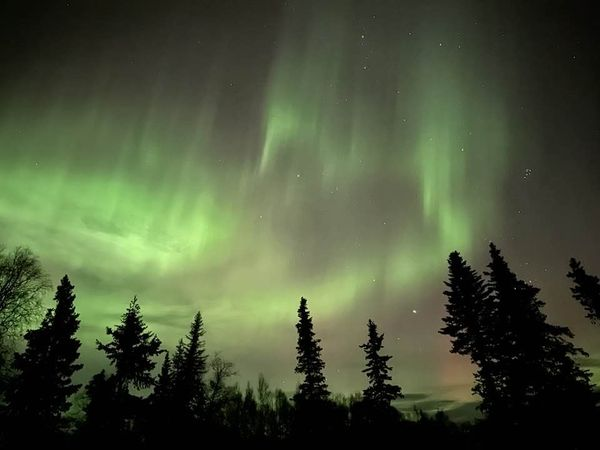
{"left": 0, "top": 246, "right": 51, "bottom": 339}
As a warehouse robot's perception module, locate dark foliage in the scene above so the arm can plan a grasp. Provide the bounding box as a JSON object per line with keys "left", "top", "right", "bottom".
{"left": 568, "top": 257, "right": 600, "bottom": 324}
{"left": 441, "top": 243, "right": 597, "bottom": 446}
{"left": 4, "top": 275, "right": 81, "bottom": 444}
{"left": 97, "top": 296, "right": 162, "bottom": 391}
{"left": 171, "top": 311, "right": 207, "bottom": 416}
{"left": 294, "top": 297, "right": 329, "bottom": 402}
{"left": 360, "top": 319, "right": 403, "bottom": 405}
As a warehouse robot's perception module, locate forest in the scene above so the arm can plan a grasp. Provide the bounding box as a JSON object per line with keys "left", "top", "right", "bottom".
{"left": 0, "top": 243, "right": 599, "bottom": 448}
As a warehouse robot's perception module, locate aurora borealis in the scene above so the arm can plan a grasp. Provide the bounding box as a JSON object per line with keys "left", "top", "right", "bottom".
{"left": 1, "top": 0, "right": 599, "bottom": 412}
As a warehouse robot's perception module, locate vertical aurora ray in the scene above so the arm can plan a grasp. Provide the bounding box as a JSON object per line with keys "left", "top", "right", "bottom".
{"left": 411, "top": 39, "right": 508, "bottom": 256}
{"left": 259, "top": 1, "right": 510, "bottom": 307}
{"left": 260, "top": 3, "right": 347, "bottom": 174}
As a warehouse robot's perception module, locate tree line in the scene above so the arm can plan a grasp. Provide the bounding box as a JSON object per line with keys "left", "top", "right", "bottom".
{"left": 0, "top": 243, "right": 599, "bottom": 448}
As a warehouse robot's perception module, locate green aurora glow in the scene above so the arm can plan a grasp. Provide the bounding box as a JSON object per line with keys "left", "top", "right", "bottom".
{"left": 1, "top": 0, "right": 598, "bottom": 404}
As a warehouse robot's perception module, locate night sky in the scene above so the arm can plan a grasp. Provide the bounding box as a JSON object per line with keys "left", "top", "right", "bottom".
{"left": 1, "top": 0, "right": 599, "bottom": 413}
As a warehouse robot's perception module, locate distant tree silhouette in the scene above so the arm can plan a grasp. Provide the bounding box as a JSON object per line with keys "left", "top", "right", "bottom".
{"left": 360, "top": 319, "right": 403, "bottom": 406}
{"left": 6, "top": 275, "right": 82, "bottom": 438}
{"left": 350, "top": 319, "right": 403, "bottom": 437}
{"left": 360, "top": 320, "right": 403, "bottom": 406}
{"left": 220, "top": 376, "right": 293, "bottom": 441}
{"left": 273, "top": 388, "right": 294, "bottom": 439}
{"left": 0, "top": 246, "right": 50, "bottom": 340}
{"left": 294, "top": 297, "right": 329, "bottom": 402}
{"left": 83, "top": 370, "right": 122, "bottom": 436}
{"left": 153, "top": 351, "right": 173, "bottom": 404}
{"left": 242, "top": 382, "right": 259, "bottom": 438}
{"left": 207, "top": 353, "right": 236, "bottom": 409}
{"left": 171, "top": 311, "right": 208, "bottom": 416}
{"left": 145, "top": 352, "right": 175, "bottom": 446}
{"left": 256, "top": 373, "right": 277, "bottom": 438}
{"left": 96, "top": 296, "right": 162, "bottom": 391}
{"left": 568, "top": 257, "right": 600, "bottom": 324}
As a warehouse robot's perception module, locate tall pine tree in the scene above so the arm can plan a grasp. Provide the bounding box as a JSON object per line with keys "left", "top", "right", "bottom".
{"left": 171, "top": 311, "right": 207, "bottom": 415}
{"left": 441, "top": 244, "right": 595, "bottom": 435}
{"left": 484, "top": 243, "right": 593, "bottom": 424}
{"left": 360, "top": 319, "right": 402, "bottom": 406}
{"left": 7, "top": 275, "right": 82, "bottom": 432}
{"left": 568, "top": 257, "right": 600, "bottom": 324}
{"left": 97, "top": 296, "right": 162, "bottom": 391}
{"left": 439, "top": 251, "right": 499, "bottom": 415}
{"left": 440, "top": 251, "right": 491, "bottom": 357}
{"left": 294, "top": 297, "right": 329, "bottom": 402}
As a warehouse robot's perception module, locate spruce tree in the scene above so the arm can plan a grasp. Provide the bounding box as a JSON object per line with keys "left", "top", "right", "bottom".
{"left": 7, "top": 275, "right": 82, "bottom": 431}
{"left": 171, "top": 312, "right": 207, "bottom": 414}
{"left": 153, "top": 352, "right": 172, "bottom": 403}
{"left": 440, "top": 244, "right": 595, "bottom": 433}
{"left": 440, "top": 251, "right": 491, "bottom": 357}
{"left": 484, "top": 243, "right": 593, "bottom": 423}
{"left": 294, "top": 297, "right": 329, "bottom": 402}
{"left": 439, "top": 251, "right": 499, "bottom": 414}
{"left": 568, "top": 258, "right": 600, "bottom": 324}
{"left": 96, "top": 296, "right": 162, "bottom": 391}
{"left": 360, "top": 319, "right": 402, "bottom": 406}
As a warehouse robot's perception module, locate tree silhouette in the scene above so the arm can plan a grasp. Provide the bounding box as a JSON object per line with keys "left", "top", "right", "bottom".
{"left": 153, "top": 351, "right": 173, "bottom": 403}
{"left": 145, "top": 352, "right": 176, "bottom": 446}
{"left": 273, "top": 388, "right": 294, "bottom": 439}
{"left": 207, "top": 353, "right": 236, "bottom": 412}
{"left": 440, "top": 251, "right": 491, "bottom": 357}
{"left": 171, "top": 311, "right": 207, "bottom": 416}
{"left": 568, "top": 257, "right": 600, "bottom": 324}
{"left": 439, "top": 251, "right": 499, "bottom": 415}
{"left": 96, "top": 296, "right": 162, "bottom": 391}
{"left": 294, "top": 297, "right": 329, "bottom": 402}
{"left": 6, "top": 275, "right": 82, "bottom": 436}
{"left": 439, "top": 243, "right": 595, "bottom": 441}
{"left": 484, "top": 243, "right": 594, "bottom": 427}
{"left": 360, "top": 319, "right": 403, "bottom": 405}
{"left": 83, "top": 370, "right": 122, "bottom": 437}
{"left": 0, "top": 246, "right": 50, "bottom": 340}
{"left": 1, "top": 243, "right": 599, "bottom": 446}
{"left": 350, "top": 320, "right": 402, "bottom": 436}
{"left": 242, "top": 382, "right": 258, "bottom": 438}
